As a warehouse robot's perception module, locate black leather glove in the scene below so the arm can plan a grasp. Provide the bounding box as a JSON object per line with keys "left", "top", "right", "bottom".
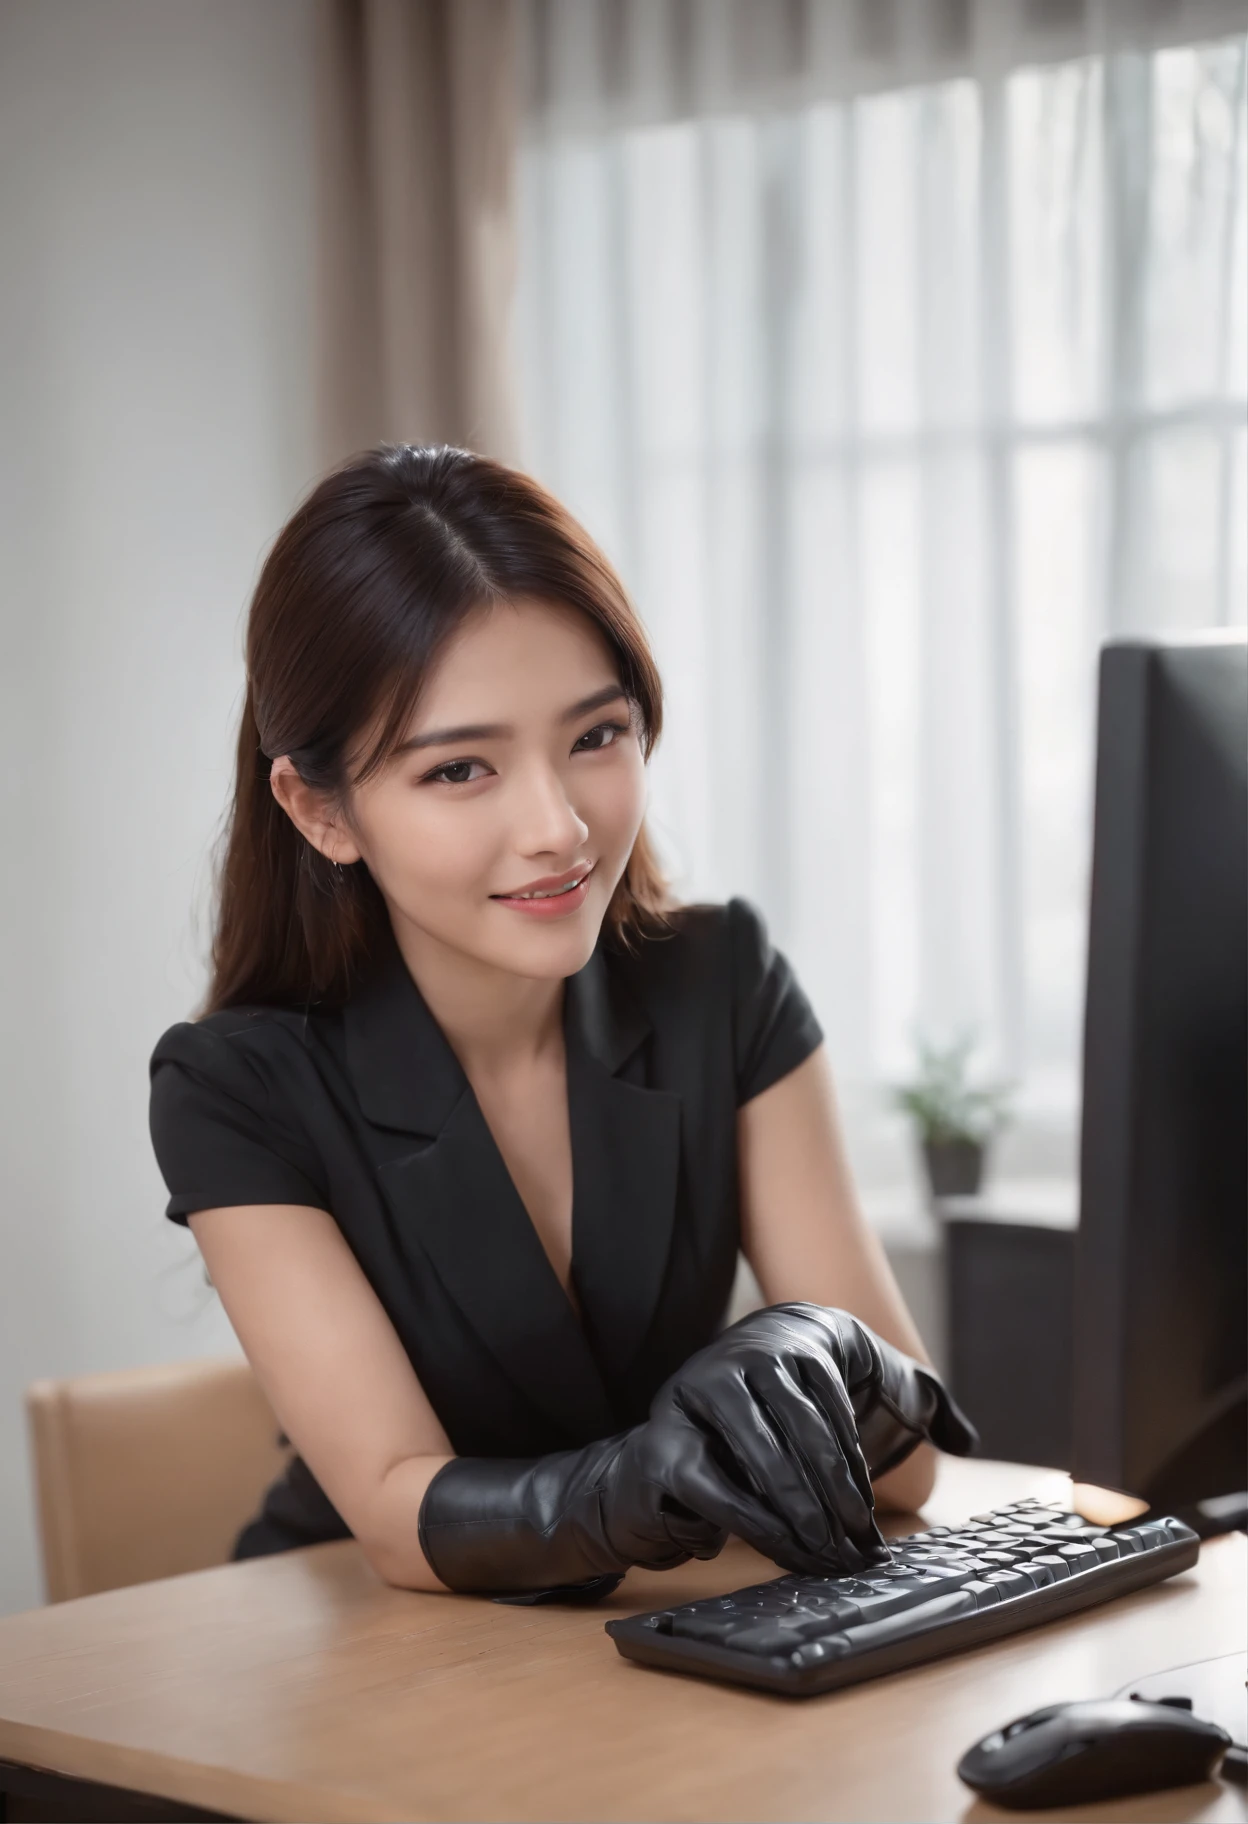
{"left": 417, "top": 1398, "right": 811, "bottom": 1602}
{"left": 646, "top": 1302, "right": 979, "bottom": 1578}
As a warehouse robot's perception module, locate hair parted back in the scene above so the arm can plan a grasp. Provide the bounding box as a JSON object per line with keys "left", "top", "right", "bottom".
{"left": 202, "top": 444, "right": 676, "bottom": 1017}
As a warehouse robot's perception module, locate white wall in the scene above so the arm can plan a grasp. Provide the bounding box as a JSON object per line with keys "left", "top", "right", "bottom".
{"left": 0, "top": 0, "right": 318, "bottom": 1616}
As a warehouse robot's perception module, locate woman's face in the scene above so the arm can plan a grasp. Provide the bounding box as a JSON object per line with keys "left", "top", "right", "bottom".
{"left": 335, "top": 596, "right": 648, "bottom": 981}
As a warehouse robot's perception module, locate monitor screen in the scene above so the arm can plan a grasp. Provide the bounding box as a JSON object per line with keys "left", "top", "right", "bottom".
{"left": 1073, "top": 632, "right": 1247, "bottom": 1508}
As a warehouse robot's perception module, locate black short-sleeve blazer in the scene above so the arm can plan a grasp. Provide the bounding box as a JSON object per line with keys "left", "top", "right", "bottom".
{"left": 149, "top": 895, "right": 824, "bottom": 1549}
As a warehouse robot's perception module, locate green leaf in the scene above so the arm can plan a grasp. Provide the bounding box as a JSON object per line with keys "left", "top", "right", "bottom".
{"left": 886, "top": 1028, "right": 1015, "bottom": 1144}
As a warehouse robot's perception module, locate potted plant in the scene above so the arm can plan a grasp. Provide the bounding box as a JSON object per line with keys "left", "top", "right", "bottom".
{"left": 891, "top": 1032, "right": 1013, "bottom": 1202}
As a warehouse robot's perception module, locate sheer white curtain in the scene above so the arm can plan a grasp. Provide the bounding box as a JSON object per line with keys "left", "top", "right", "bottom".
{"left": 513, "top": 0, "right": 1248, "bottom": 1199}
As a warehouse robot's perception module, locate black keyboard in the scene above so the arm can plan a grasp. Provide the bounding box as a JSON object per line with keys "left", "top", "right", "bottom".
{"left": 606, "top": 1497, "right": 1201, "bottom": 1696}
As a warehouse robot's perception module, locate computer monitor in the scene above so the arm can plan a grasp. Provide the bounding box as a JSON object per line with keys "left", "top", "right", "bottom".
{"left": 1073, "top": 630, "right": 1247, "bottom": 1511}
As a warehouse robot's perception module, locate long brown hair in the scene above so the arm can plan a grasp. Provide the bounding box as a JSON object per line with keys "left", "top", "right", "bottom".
{"left": 201, "top": 445, "right": 676, "bottom": 1016}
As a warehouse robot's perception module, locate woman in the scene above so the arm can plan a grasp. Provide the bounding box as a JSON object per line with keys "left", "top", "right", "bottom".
{"left": 149, "top": 444, "right": 974, "bottom": 1603}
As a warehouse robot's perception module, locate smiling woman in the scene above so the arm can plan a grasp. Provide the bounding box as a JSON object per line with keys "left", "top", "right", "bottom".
{"left": 266, "top": 591, "right": 653, "bottom": 1056}
{"left": 207, "top": 445, "right": 675, "bottom": 1017}
{"left": 148, "top": 444, "right": 973, "bottom": 1601}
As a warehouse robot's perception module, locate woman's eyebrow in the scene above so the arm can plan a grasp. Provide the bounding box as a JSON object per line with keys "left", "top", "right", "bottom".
{"left": 396, "top": 685, "right": 629, "bottom": 753}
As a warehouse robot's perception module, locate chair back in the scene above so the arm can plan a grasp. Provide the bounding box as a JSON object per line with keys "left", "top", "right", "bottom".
{"left": 26, "top": 1355, "right": 291, "bottom": 1601}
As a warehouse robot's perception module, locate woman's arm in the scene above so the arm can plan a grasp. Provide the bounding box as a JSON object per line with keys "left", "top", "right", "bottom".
{"left": 188, "top": 1203, "right": 454, "bottom": 1589}
{"left": 190, "top": 1202, "right": 853, "bottom": 1595}
{"left": 737, "top": 1042, "right": 938, "bottom": 1515}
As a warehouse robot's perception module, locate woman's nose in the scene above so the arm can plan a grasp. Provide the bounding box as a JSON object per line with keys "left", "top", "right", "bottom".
{"left": 510, "top": 760, "right": 589, "bottom": 854}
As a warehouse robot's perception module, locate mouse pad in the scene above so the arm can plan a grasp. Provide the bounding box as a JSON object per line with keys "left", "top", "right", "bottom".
{"left": 1115, "top": 1650, "right": 1247, "bottom": 1749}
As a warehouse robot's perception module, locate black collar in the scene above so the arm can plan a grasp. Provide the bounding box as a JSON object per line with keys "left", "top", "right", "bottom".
{"left": 340, "top": 920, "right": 681, "bottom": 1441}
{"left": 343, "top": 918, "right": 651, "bottom": 1138}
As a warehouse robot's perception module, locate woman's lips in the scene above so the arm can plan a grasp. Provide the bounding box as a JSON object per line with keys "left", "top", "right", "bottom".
{"left": 490, "top": 865, "right": 594, "bottom": 918}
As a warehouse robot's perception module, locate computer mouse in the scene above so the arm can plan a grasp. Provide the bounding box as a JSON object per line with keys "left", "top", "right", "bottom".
{"left": 957, "top": 1697, "right": 1232, "bottom": 1810}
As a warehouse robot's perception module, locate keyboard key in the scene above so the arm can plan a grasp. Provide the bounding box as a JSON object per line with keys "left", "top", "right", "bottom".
{"left": 789, "top": 1635, "right": 852, "bottom": 1670}
{"left": 1140, "top": 1518, "right": 1187, "bottom": 1547}
{"left": 643, "top": 1611, "right": 676, "bottom": 1631}
{"left": 1029, "top": 1554, "right": 1071, "bottom": 1581}
{"left": 820, "top": 1587, "right": 980, "bottom": 1652}
{"left": 978, "top": 1569, "right": 1035, "bottom": 1600}
{"left": 668, "top": 1610, "right": 747, "bottom": 1645}
{"left": 1120, "top": 1521, "right": 1172, "bottom": 1550}
{"left": 789, "top": 1590, "right": 986, "bottom": 1669}
{"left": 712, "top": 1611, "right": 852, "bottom": 1655}
{"left": 846, "top": 1578, "right": 958, "bottom": 1620}
{"left": 1058, "top": 1542, "right": 1099, "bottom": 1568}
{"left": 962, "top": 1580, "right": 1003, "bottom": 1608}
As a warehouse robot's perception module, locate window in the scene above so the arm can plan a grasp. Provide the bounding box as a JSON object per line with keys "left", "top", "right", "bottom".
{"left": 515, "top": 21, "right": 1247, "bottom": 1191}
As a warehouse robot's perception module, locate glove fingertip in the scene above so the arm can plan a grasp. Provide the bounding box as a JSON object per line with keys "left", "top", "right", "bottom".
{"left": 669, "top": 1526, "right": 727, "bottom": 1559}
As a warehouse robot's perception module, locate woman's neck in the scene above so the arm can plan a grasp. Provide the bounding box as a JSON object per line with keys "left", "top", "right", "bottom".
{"left": 388, "top": 910, "right": 566, "bottom": 1082}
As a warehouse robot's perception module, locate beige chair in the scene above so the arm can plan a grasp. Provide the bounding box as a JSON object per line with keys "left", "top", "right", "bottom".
{"left": 25, "top": 1356, "right": 292, "bottom": 1602}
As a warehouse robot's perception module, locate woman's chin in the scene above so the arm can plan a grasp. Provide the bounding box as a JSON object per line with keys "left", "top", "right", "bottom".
{"left": 486, "top": 895, "right": 607, "bottom": 970}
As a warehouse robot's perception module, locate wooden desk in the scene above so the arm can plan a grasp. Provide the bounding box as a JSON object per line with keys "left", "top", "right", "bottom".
{"left": 0, "top": 1458, "right": 1243, "bottom": 1824}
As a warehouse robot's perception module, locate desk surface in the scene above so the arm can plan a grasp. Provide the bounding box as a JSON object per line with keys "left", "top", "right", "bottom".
{"left": 0, "top": 1457, "right": 1244, "bottom": 1824}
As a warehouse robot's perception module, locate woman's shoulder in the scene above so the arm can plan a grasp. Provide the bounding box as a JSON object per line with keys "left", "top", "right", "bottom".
{"left": 149, "top": 1003, "right": 318, "bottom": 1100}
{"left": 622, "top": 895, "right": 787, "bottom": 992}
{"left": 148, "top": 1005, "right": 333, "bottom": 1219}
{"left": 614, "top": 895, "right": 800, "bottom": 1032}
{"left": 622, "top": 895, "right": 823, "bottom": 1102}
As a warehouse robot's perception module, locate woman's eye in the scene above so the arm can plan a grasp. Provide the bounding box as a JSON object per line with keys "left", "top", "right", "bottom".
{"left": 426, "top": 759, "right": 488, "bottom": 786}
{"left": 574, "top": 719, "right": 630, "bottom": 753}
{"left": 423, "top": 721, "right": 629, "bottom": 787}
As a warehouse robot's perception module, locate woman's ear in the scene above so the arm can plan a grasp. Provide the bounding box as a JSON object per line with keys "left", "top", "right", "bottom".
{"left": 268, "top": 757, "right": 363, "bottom": 866}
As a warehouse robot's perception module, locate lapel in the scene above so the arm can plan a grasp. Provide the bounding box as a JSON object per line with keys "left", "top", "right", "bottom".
{"left": 342, "top": 921, "right": 683, "bottom": 1440}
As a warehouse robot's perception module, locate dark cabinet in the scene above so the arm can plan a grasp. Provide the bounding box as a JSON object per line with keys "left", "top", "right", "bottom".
{"left": 941, "top": 1213, "right": 1076, "bottom": 1472}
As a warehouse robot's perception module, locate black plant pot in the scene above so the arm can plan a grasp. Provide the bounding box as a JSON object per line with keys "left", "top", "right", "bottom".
{"left": 922, "top": 1137, "right": 985, "bottom": 1200}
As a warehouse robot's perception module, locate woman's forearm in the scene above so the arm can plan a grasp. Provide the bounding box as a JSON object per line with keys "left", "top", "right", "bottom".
{"left": 359, "top": 1452, "right": 456, "bottom": 1590}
